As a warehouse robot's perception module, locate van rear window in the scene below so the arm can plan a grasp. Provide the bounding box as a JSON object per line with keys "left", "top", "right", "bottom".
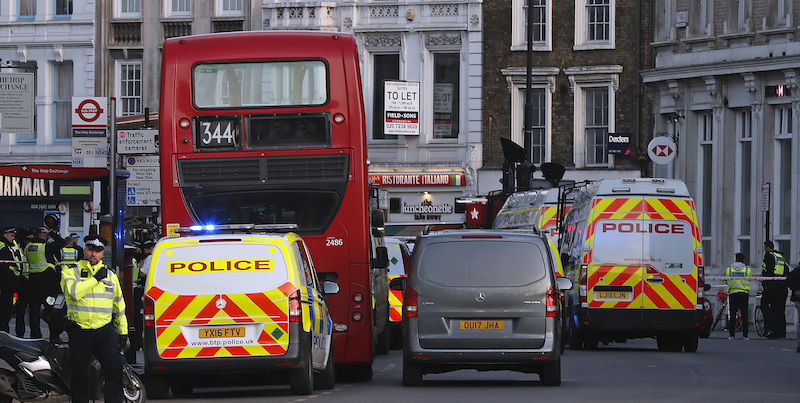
{"left": 593, "top": 219, "right": 694, "bottom": 274}
{"left": 418, "top": 240, "right": 546, "bottom": 287}
{"left": 152, "top": 242, "right": 289, "bottom": 294}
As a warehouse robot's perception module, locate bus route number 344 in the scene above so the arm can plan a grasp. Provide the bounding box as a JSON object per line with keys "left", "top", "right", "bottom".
{"left": 198, "top": 119, "right": 237, "bottom": 148}
{"left": 326, "top": 237, "right": 344, "bottom": 247}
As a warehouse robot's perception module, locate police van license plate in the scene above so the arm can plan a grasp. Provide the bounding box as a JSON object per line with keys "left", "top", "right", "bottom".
{"left": 459, "top": 320, "right": 504, "bottom": 331}
{"left": 595, "top": 291, "right": 630, "bottom": 300}
{"left": 199, "top": 327, "right": 246, "bottom": 339}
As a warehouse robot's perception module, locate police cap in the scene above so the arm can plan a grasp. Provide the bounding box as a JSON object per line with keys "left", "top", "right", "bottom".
{"left": 84, "top": 235, "right": 108, "bottom": 251}
{"left": 2, "top": 227, "right": 16, "bottom": 234}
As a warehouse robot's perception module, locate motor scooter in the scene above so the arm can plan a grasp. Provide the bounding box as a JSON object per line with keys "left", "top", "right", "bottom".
{"left": 0, "top": 295, "right": 145, "bottom": 402}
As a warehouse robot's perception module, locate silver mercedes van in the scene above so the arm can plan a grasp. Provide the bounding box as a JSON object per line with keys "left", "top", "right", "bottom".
{"left": 393, "top": 229, "right": 571, "bottom": 386}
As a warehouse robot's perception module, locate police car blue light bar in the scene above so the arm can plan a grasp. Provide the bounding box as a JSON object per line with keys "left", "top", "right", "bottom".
{"left": 174, "top": 223, "right": 298, "bottom": 234}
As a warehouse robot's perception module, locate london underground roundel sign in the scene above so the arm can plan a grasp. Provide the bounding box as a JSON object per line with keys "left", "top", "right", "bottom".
{"left": 647, "top": 136, "right": 677, "bottom": 165}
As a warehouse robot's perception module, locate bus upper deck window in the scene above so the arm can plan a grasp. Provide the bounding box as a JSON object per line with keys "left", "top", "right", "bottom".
{"left": 193, "top": 61, "right": 328, "bottom": 109}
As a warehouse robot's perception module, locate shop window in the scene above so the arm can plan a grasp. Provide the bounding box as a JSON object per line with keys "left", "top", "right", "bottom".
{"left": 372, "top": 54, "right": 400, "bottom": 140}
{"left": 433, "top": 53, "right": 459, "bottom": 139}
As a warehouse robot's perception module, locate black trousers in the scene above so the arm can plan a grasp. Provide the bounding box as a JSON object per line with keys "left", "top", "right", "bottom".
{"left": 67, "top": 323, "right": 123, "bottom": 403}
{"left": 0, "top": 269, "right": 16, "bottom": 332}
{"left": 14, "top": 277, "right": 29, "bottom": 337}
{"left": 728, "top": 291, "right": 749, "bottom": 337}
{"left": 763, "top": 280, "right": 788, "bottom": 337}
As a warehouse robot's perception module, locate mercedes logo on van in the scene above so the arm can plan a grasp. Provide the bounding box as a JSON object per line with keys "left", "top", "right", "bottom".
{"left": 476, "top": 292, "right": 486, "bottom": 302}
{"left": 216, "top": 298, "right": 227, "bottom": 309}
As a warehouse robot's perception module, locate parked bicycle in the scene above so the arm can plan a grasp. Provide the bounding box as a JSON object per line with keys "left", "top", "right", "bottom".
{"left": 711, "top": 289, "right": 765, "bottom": 337}
{"left": 711, "top": 290, "right": 742, "bottom": 333}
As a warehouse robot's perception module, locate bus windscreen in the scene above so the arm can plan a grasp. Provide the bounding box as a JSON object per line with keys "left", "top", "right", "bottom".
{"left": 193, "top": 60, "right": 328, "bottom": 108}
{"left": 186, "top": 190, "right": 341, "bottom": 232}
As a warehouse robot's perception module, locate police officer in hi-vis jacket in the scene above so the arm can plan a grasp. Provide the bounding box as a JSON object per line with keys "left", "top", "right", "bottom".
{"left": 0, "top": 227, "right": 23, "bottom": 333}
{"left": 61, "top": 235, "right": 128, "bottom": 403}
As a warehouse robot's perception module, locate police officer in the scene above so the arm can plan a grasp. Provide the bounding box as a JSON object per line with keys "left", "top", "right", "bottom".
{"left": 726, "top": 252, "right": 751, "bottom": 340}
{"left": 68, "top": 232, "right": 84, "bottom": 259}
{"left": 59, "top": 234, "right": 80, "bottom": 264}
{"left": 0, "top": 227, "right": 23, "bottom": 333}
{"left": 61, "top": 235, "right": 127, "bottom": 403}
{"left": 762, "top": 240, "right": 788, "bottom": 339}
{"left": 23, "top": 227, "right": 60, "bottom": 339}
{"left": 128, "top": 239, "right": 154, "bottom": 360}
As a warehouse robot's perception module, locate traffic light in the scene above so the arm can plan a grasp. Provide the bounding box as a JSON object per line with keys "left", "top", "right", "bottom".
{"left": 43, "top": 212, "right": 61, "bottom": 230}
{"left": 516, "top": 162, "right": 535, "bottom": 191}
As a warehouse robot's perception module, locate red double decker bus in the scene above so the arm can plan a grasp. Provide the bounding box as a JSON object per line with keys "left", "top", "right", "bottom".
{"left": 158, "top": 31, "right": 388, "bottom": 379}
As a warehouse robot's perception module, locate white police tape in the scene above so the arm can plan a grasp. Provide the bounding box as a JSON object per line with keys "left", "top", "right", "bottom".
{"left": 0, "top": 260, "right": 78, "bottom": 266}
{"left": 705, "top": 276, "right": 786, "bottom": 281}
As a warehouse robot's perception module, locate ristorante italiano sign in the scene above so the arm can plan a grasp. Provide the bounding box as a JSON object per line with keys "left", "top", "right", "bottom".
{"left": 369, "top": 173, "right": 465, "bottom": 187}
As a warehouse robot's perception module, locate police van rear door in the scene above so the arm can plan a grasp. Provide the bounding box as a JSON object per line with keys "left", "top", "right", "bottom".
{"left": 147, "top": 236, "right": 294, "bottom": 359}
{"left": 588, "top": 196, "right": 697, "bottom": 311}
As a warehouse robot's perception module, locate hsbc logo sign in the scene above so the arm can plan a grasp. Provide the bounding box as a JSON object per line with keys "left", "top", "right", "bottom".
{"left": 647, "top": 136, "right": 677, "bottom": 164}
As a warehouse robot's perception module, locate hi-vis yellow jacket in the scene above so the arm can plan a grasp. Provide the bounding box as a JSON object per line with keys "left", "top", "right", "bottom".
{"left": 61, "top": 260, "right": 128, "bottom": 334}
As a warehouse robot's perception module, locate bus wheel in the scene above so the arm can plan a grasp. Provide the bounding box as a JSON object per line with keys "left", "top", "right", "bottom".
{"left": 375, "top": 327, "right": 390, "bottom": 355}
{"left": 349, "top": 363, "right": 373, "bottom": 381}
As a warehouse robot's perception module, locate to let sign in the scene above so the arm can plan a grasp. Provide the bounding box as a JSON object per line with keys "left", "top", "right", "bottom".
{"left": 384, "top": 81, "right": 420, "bottom": 136}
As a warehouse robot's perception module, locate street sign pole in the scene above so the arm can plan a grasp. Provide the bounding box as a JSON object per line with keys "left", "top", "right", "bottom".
{"left": 109, "top": 98, "right": 116, "bottom": 237}
{"left": 761, "top": 183, "right": 771, "bottom": 242}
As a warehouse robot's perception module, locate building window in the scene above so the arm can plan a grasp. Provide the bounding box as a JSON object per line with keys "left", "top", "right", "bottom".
{"left": 216, "top": 0, "right": 243, "bottom": 17}
{"left": 19, "top": 0, "right": 36, "bottom": 18}
{"left": 512, "top": 0, "right": 551, "bottom": 51}
{"left": 433, "top": 53, "right": 459, "bottom": 139}
{"left": 567, "top": 66, "right": 619, "bottom": 168}
{"left": 690, "top": 0, "right": 712, "bottom": 37}
{"left": 55, "top": 0, "right": 72, "bottom": 17}
{"left": 726, "top": 0, "right": 751, "bottom": 33}
{"left": 523, "top": 88, "right": 548, "bottom": 164}
{"left": 698, "top": 112, "right": 713, "bottom": 245}
{"left": 117, "top": 0, "right": 141, "bottom": 18}
{"left": 655, "top": 0, "right": 674, "bottom": 42}
{"left": 735, "top": 110, "right": 752, "bottom": 250}
{"left": 775, "top": 105, "right": 792, "bottom": 247}
{"left": 372, "top": 54, "right": 400, "bottom": 140}
{"left": 165, "top": 0, "right": 191, "bottom": 18}
{"left": 504, "top": 68, "right": 556, "bottom": 165}
{"left": 584, "top": 88, "right": 609, "bottom": 165}
{"left": 54, "top": 62, "right": 73, "bottom": 141}
{"left": 767, "top": 0, "right": 793, "bottom": 29}
{"left": 117, "top": 61, "right": 142, "bottom": 116}
{"left": 575, "top": 0, "right": 614, "bottom": 49}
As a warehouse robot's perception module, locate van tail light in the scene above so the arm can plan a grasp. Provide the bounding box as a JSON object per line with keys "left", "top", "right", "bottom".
{"left": 579, "top": 264, "right": 588, "bottom": 304}
{"left": 697, "top": 266, "right": 706, "bottom": 307}
{"left": 546, "top": 288, "right": 558, "bottom": 318}
{"left": 404, "top": 286, "right": 418, "bottom": 318}
{"left": 288, "top": 289, "right": 301, "bottom": 322}
{"left": 144, "top": 295, "right": 155, "bottom": 328}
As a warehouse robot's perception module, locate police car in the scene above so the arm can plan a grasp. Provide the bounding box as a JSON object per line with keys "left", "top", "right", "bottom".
{"left": 142, "top": 224, "right": 338, "bottom": 397}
